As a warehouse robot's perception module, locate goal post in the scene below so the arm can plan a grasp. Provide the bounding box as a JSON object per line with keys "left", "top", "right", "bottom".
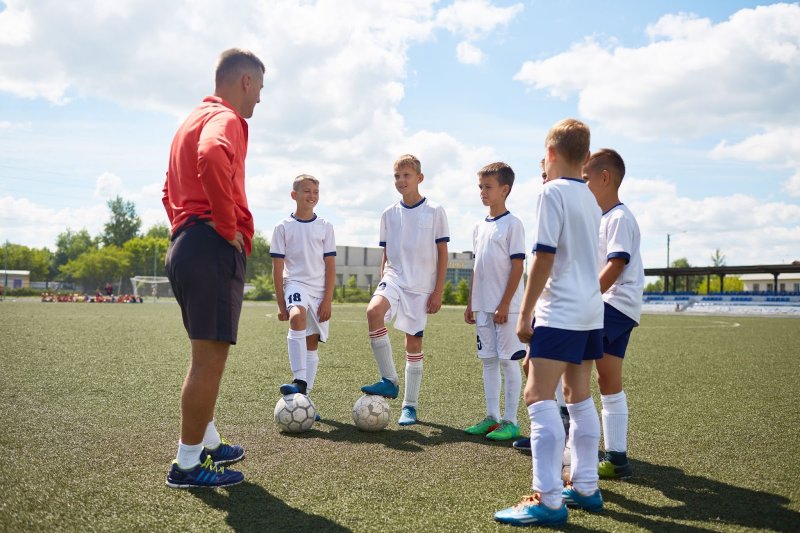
{"left": 130, "top": 276, "right": 173, "bottom": 299}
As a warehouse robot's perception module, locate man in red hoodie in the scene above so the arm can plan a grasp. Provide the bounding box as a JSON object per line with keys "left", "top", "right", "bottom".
{"left": 163, "top": 48, "right": 264, "bottom": 489}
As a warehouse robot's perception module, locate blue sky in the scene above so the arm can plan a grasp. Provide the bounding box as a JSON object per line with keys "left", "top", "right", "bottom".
{"left": 1, "top": 0, "right": 798, "bottom": 270}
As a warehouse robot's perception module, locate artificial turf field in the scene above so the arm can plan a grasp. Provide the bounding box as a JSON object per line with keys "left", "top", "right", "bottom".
{"left": 1, "top": 299, "right": 799, "bottom": 532}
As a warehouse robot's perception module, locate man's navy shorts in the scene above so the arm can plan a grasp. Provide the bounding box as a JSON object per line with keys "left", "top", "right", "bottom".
{"left": 165, "top": 223, "right": 246, "bottom": 344}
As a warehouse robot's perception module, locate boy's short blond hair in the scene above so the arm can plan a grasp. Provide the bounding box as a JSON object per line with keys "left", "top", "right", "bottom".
{"left": 393, "top": 154, "right": 422, "bottom": 174}
{"left": 478, "top": 162, "right": 515, "bottom": 193}
{"left": 545, "top": 118, "right": 591, "bottom": 167}
{"left": 293, "top": 174, "right": 319, "bottom": 191}
{"left": 586, "top": 149, "right": 626, "bottom": 187}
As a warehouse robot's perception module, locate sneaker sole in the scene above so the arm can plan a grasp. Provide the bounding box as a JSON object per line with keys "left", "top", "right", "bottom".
{"left": 165, "top": 477, "right": 244, "bottom": 489}
{"left": 212, "top": 452, "right": 245, "bottom": 466}
{"left": 398, "top": 419, "right": 417, "bottom": 426}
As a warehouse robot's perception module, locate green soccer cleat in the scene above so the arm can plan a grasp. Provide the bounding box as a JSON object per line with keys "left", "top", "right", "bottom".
{"left": 598, "top": 458, "right": 632, "bottom": 479}
{"left": 464, "top": 416, "right": 500, "bottom": 435}
{"left": 486, "top": 420, "right": 520, "bottom": 441}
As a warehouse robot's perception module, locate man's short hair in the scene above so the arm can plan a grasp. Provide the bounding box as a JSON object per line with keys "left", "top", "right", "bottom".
{"left": 545, "top": 118, "right": 590, "bottom": 167}
{"left": 293, "top": 174, "right": 319, "bottom": 191}
{"left": 586, "top": 149, "right": 626, "bottom": 185}
{"left": 478, "top": 162, "right": 515, "bottom": 191}
{"left": 393, "top": 154, "right": 422, "bottom": 174}
{"left": 215, "top": 48, "right": 265, "bottom": 88}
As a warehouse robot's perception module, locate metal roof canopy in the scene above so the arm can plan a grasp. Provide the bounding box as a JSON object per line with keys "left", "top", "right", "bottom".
{"left": 645, "top": 263, "right": 800, "bottom": 293}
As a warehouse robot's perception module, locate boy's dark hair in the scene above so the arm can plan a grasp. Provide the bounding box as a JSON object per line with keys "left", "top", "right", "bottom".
{"left": 215, "top": 48, "right": 265, "bottom": 88}
{"left": 586, "top": 148, "right": 626, "bottom": 185}
{"left": 478, "top": 162, "right": 515, "bottom": 191}
{"left": 546, "top": 118, "right": 590, "bottom": 167}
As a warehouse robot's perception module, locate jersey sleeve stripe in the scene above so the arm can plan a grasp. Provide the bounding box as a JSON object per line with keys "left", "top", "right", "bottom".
{"left": 270, "top": 253, "right": 286, "bottom": 258}
{"left": 323, "top": 251, "right": 337, "bottom": 257}
{"left": 607, "top": 251, "right": 630, "bottom": 264}
{"left": 510, "top": 253, "right": 526, "bottom": 260}
{"left": 533, "top": 243, "right": 557, "bottom": 254}
{"left": 435, "top": 237, "right": 450, "bottom": 243}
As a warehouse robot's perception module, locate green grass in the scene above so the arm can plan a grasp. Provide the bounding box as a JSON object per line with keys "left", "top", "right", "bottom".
{"left": 2, "top": 300, "right": 799, "bottom": 532}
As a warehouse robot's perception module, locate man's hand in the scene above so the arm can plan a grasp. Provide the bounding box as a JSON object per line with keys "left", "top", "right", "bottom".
{"left": 206, "top": 221, "right": 243, "bottom": 253}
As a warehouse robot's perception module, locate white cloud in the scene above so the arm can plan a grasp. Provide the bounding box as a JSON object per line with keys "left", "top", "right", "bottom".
{"left": 0, "top": 1, "right": 33, "bottom": 46}
{"left": 514, "top": 4, "right": 800, "bottom": 140}
{"left": 93, "top": 172, "right": 123, "bottom": 199}
{"left": 456, "top": 40, "right": 484, "bottom": 64}
{"left": 785, "top": 171, "right": 800, "bottom": 198}
{"left": 436, "top": 0, "right": 523, "bottom": 40}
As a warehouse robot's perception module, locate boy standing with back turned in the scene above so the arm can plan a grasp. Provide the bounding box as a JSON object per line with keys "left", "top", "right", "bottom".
{"left": 361, "top": 154, "right": 450, "bottom": 426}
{"left": 494, "top": 119, "right": 604, "bottom": 527}
{"left": 464, "top": 162, "right": 527, "bottom": 441}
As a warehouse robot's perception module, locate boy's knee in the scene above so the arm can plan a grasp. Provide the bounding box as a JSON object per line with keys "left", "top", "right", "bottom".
{"left": 289, "top": 307, "right": 307, "bottom": 330}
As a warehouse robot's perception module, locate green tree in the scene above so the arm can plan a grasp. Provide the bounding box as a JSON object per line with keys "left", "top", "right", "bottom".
{"left": 144, "top": 223, "right": 170, "bottom": 240}
{"left": 442, "top": 280, "right": 456, "bottom": 305}
{"left": 59, "top": 246, "right": 131, "bottom": 291}
{"left": 644, "top": 279, "right": 664, "bottom": 293}
{"left": 456, "top": 278, "right": 470, "bottom": 305}
{"left": 698, "top": 276, "right": 743, "bottom": 294}
{"left": 102, "top": 196, "right": 141, "bottom": 247}
{"left": 246, "top": 232, "right": 272, "bottom": 282}
{"left": 0, "top": 243, "right": 53, "bottom": 280}
{"left": 123, "top": 236, "right": 169, "bottom": 278}
{"left": 245, "top": 273, "right": 275, "bottom": 301}
{"left": 710, "top": 249, "right": 726, "bottom": 267}
{"left": 53, "top": 228, "right": 98, "bottom": 273}
{"left": 666, "top": 257, "right": 702, "bottom": 292}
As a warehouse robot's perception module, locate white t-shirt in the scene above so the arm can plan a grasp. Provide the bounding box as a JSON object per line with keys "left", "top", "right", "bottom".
{"left": 599, "top": 203, "right": 644, "bottom": 324}
{"left": 379, "top": 197, "right": 449, "bottom": 294}
{"left": 270, "top": 214, "right": 336, "bottom": 298}
{"left": 471, "top": 211, "right": 526, "bottom": 313}
{"left": 531, "top": 178, "right": 603, "bottom": 330}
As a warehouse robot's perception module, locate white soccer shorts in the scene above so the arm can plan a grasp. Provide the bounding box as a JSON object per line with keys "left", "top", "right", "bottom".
{"left": 283, "top": 281, "right": 329, "bottom": 342}
{"left": 373, "top": 278, "right": 429, "bottom": 336}
{"left": 475, "top": 311, "right": 527, "bottom": 359}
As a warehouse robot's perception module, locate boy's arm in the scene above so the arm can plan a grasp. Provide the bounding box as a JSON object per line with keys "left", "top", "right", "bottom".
{"left": 427, "top": 240, "right": 448, "bottom": 314}
{"left": 379, "top": 249, "right": 387, "bottom": 278}
{"left": 318, "top": 255, "right": 336, "bottom": 322}
{"left": 516, "top": 252, "right": 554, "bottom": 343}
{"left": 464, "top": 274, "right": 475, "bottom": 324}
{"left": 599, "top": 258, "right": 626, "bottom": 294}
{"left": 494, "top": 258, "right": 524, "bottom": 324}
{"left": 272, "top": 258, "right": 288, "bottom": 321}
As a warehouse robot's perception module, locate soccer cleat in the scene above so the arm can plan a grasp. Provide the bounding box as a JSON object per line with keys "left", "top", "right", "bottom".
{"left": 494, "top": 493, "right": 568, "bottom": 526}
{"left": 279, "top": 379, "right": 307, "bottom": 396}
{"left": 486, "top": 420, "right": 520, "bottom": 441}
{"left": 166, "top": 456, "right": 244, "bottom": 489}
{"left": 398, "top": 406, "right": 417, "bottom": 426}
{"left": 562, "top": 483, "right": 603, "bottom": 512}
{"left": 203, "top": 438, "right": 245, "bottom": 466}
{"left": 598, "top": 458, "right": 632, "bottom": 479}
{"left": 315, "top": 412, "right": 321, "bottom": 422}
{"left": 360, "top": 377, "right": 399, "bottom": 399}
{"left": 464, "top": 416, "right": 500, "bottom": 435}
{"left": 512, "top": 437, "right": 531, "bottom": 453}
{"left": 560, "top": 406, "right": 571, "bottom": 436}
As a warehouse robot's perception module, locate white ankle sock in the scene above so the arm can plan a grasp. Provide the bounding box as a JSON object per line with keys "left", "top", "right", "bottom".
{"left": 176, "top": 441, "right": 203, "bottom": 469}
{"left": 202, "top": 419, "right": 221, "bottom": 449}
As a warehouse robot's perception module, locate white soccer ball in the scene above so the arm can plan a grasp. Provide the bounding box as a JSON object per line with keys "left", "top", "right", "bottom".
{"left": 274, "top": 393, "right": 317, "bottom": 433}
{"left": 352, "top": 394, "right": 391, "bottom": 432}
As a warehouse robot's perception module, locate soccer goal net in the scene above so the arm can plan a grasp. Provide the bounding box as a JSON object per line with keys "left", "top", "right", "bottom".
{"left": 130, "top": 276, "right": 173, "bottom": 299}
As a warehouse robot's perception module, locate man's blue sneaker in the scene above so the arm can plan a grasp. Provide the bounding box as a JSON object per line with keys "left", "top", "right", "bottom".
{"left": 203, "top": 438, "right": 245, "bottom": 466}
{"left": 494, "top": 493, "right": 568, "bottom": 526}
{"left": 280, "top": 379, "right": 307, "bottom": 396}
{"left": 512, "top": 437, "right": 531, "bottom": 453}
{"left": 361, "top": 377, "right": 399, "bottom": 399}
{"left": 398, "top": 406, "right": 417, "bottom": 426}
{"left": 562, "top": 484, "right": 603, "bottom": 512}
{"left": 166, "top": 456, "right": 244, "bottom": 489}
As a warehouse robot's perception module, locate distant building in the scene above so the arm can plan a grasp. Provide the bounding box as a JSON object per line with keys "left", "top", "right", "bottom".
{"left": 335, "top": 245, "right": 474, "bottom": 291}
{"left": 739, "top": 273, "right": 800, "bottom": 293}
{"left": 0, "top": 270, "right": 31, "bottom": 290}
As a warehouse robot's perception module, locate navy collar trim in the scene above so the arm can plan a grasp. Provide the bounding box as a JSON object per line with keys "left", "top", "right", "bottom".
{"left": 291, "top": 213, "right": 317, "bottom": 223}
{"left": 485, "top": 211, "right": 510, "bottom": 222}
{"left": 603, "top": 203, "right": 624, "bottom": 215}
{"left": 560, "top": 177, "right": 586, "bottom": 183}
{"left": 401, "top": 197, "right": 426, "bottom": 209}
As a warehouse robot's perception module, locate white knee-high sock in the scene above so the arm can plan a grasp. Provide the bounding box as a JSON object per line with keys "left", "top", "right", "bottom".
{"left": 500, "top": 359, "right": 521, "bottom": 425}
{"left": 482, "top": 357, "right": 501, "bottom": 420}
{"left": 287, "top": 328, "right": 307, "bottom": 381}
{"left": 369, "top": 328, "right": 398, "bottom": 384}
{"left": 202, "top": 419, "right": 221, "bottom": 449}
{"left": 601, "top": 391, "right": 628, "bottom": 453}
{"left": 402, "top": 352, "right": 424, "bottom": 408}
{"left": 306, "top": 350, "right": 320, "bottom": 392}
{"left": 529, "top": 400, "right": 565, "bottom": 509}
{"left": 567, "top": 397, "right": 601, "bottom": 496}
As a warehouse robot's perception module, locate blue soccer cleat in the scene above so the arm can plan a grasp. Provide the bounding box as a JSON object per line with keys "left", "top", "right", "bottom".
{"left": 494, "top": 493, "right": 568, "bottom": 526}
{"left": 279, "top": 379, "right": 307, "bottom": 396}
{"left": 360, "top": 377, "right": 399, "bottom": 399}
{"left": 166, "top": 456, "right": 244, "bottom": 489}
{"left": 512, "top": 437, "right": 531, "bottom": 453}
{"left": 562, "top": 483, "right": 603, "bottom": 512}
{"left": 398, "top": 405, "right": 417, "bottom": 426}
{"left": 203, "top": 438, "right": 245, "bottom": 466}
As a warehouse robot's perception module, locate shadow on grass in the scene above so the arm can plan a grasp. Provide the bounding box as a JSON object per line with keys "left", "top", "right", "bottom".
{"left": 601, "top": 459, "right": 800, "bottom": 531}
{"left": 278, "top": 418, "right": 515, "bottom": 452}
{"left": 191, "top": 481, "right": 351, "bottom": 532}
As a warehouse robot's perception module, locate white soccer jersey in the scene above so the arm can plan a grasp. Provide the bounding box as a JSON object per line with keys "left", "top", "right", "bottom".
{"left": 379, "top": 197, "right": 449, "bottom": 294}
{"left": 471, "top": 211, "right": 526, "bottom": 313}
{"left": 270, "top": 214, "right": 336, "bottom": 298}
{"left": 599, "top": 203, "right": 644, "bottom": 324}
{"left": 531, "top": 178, "right": 603, "bottom": 330}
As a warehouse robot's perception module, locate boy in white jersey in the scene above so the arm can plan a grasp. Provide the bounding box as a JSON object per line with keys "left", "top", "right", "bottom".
{"left": 464, "top": 162, "right": 527, "bottom": 441}
{"left": 271, "top": 175, "right": 336, "bottom": 417}
{"left": 583, "top": 149, "right": 644, "bottom": 479}
{"left": 361, "top": 154, "right": 449, "bottom": 426}
{"left": 495, "top": 119, "right": 603, "bottom": 527}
